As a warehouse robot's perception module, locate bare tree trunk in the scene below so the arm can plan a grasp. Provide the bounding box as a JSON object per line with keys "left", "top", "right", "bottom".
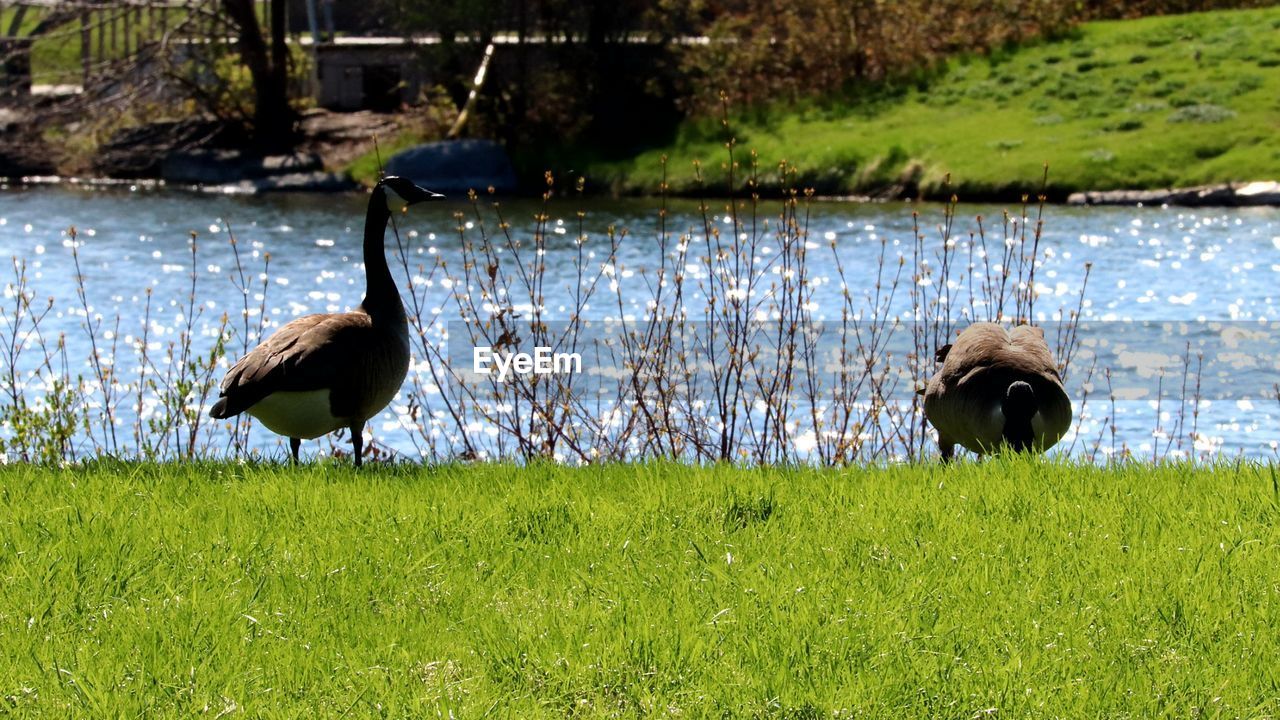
{"left": 270, "top": 0, "right": 287, "bottom": 85}
{"left": 223, "top": 0, "right": 297, "bottom": 148}
{"left": 0, "top": 37, "right": 32, "bottom": 97}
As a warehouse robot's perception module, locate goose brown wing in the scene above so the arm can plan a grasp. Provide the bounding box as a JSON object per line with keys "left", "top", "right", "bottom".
{"left": 941, "top": 325, "right": 1061, "bottom": 386}
{"left": 1006, "top": 328, "right": 1064, "bottom": 388}
{"left": 212, "top": 313, "right": 372, "bottom": 417}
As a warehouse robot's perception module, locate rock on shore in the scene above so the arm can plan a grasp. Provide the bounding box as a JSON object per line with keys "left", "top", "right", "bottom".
{"left": 160, "top": 149, "right": 356, "bottom": 193}
{"left": 1, "top": 109, "right": 401, "bottom": 192}
{"left": 0, "top": 108, "right": 57, "bottom": 177}
{"left": 1068, "top": 182, "right": 1280, "bottom": 207}
{"left": 385, "top": 140, "right": 518, "bottom": 195}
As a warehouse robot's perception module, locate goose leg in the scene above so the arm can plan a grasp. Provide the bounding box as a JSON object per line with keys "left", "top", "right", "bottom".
{"left": 289, "top": 437, "right": 301, "bottom": 464}
{"left": 938, "top": 437, "right": 956, "bottom": 463}
{"left": 350, "top": 423, "right": 364, "bottom": 468}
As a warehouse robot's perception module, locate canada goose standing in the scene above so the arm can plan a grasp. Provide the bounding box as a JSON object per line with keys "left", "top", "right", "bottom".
{"left": 210, "top": 176, "right": 443, "bottom": 466}
{"left": 922, "top": 322, "right": 1071, "bottom": 461}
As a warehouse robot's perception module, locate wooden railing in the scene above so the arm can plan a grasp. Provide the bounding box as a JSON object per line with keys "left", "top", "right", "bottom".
{"left": 1, "top": 1, "right": 274, "bottom": 92}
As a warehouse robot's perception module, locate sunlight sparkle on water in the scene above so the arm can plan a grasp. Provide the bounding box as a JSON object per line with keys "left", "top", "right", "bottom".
{"left": 2, "top": 190, "right": 1278, "bottom": 459}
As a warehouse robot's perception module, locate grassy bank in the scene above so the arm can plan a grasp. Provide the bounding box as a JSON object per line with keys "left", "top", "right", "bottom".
{"left": 590, "top": 7, "right": 1280, "bottom": 198}
{"left": 2, "top": 460, "right": 1279, "bottom": 716}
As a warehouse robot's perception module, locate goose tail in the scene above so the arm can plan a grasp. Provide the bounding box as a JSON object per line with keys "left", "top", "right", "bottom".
{"left": 1001, "top": 381, "right": 1037, "bottom": 451}
{"left": 210, "top": 396, "right": 233, "bottom": 419}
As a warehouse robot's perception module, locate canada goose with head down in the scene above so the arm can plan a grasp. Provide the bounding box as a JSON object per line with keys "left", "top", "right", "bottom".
{"left": 209, "top": 176, "right": 443, "bottom": 465}
{"left": 923, "top": 322, "right": 1072, "bottom": 461}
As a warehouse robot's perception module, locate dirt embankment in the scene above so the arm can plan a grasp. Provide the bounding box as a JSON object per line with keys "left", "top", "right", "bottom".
{"left": 0, "top": 105, "right": 417, "bottom": 191}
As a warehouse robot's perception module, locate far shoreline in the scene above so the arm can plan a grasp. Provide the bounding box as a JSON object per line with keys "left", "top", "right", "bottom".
{"left": 4, "top": 173, "right": 1279, "bottom": 209}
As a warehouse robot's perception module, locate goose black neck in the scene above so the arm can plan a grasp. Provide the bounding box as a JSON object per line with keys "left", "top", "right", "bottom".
{"left": 360, "top": 184, "right": 405, "bottom": 323}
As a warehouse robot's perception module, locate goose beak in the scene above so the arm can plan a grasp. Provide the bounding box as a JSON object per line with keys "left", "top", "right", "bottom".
{"left": 379, "top": 176, "right": 445, "bottom": 205}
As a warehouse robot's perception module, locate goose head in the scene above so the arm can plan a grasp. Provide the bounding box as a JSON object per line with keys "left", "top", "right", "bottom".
{"left": 378, "top": 175, "right": 445, "bottom": 207}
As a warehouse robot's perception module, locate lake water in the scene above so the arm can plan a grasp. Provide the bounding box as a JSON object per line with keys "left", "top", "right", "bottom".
{"left": 1, "top": 184, "right": 1278, "bottom": 462}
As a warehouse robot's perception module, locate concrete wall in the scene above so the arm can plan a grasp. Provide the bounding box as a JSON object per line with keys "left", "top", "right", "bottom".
{"left": 314, "top": 43, "right": 423, "bottom": 111}
{"left": 311, "top": 39, "right": 672, "bottom": 116}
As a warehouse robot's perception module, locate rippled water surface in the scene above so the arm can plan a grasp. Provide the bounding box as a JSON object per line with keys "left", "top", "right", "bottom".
{"left": 1, "top": 185, "right": 1278, "bottom": 460}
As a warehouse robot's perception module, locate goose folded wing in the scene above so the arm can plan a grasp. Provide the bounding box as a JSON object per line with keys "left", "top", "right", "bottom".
{"left": 1009, "top": 327, "right": 1061, "bottom": 373}
{"left": 954, "top": 364, "right": 992, "bottom": 387}
{"left": 217, "top": 315, "right": 371, "bottom": 414}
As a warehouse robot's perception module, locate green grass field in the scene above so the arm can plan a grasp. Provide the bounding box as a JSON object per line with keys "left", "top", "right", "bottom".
{"left": 594, "top": 7, "right": 1280, "bottom": 198}
{"left": 3, "top": 459, "right": 1280, "bottom": 716}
